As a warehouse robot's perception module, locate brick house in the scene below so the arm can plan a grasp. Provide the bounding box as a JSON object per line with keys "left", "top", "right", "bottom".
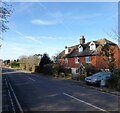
{"left": 57, "top": 36, "right": 120, "bottom": 75}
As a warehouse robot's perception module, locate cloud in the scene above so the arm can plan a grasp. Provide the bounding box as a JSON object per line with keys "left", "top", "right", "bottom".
{"left": 13, "top": 30, "right": 43, "bottom": 44}
{"left": 31, "top": 19, "right": 58, "bottom": 25}
{"left": 72, "top": 13, "right": 103, "bottom": 20}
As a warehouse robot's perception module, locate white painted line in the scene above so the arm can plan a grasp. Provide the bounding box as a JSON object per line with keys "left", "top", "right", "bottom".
{"left": 6, "top": 77, "right": 24, "bottom": 113}
{"left": 28, "top": 77, "right": 35, "bottom": 82}
{"left": 5, "top": 78, "right": 16, "bottom": 113}
{"left": 63, "top": 92, "right": 108, "bottom": 112}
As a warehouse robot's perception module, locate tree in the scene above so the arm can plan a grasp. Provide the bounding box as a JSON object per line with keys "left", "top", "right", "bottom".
{"left": 19, "top": 54, "right": 41, "bottom": 71}
{"left": 3, "top": 59, "right": 10, "bottom": 65}
{"left": 39, "top": 53, "right": 53, "bottom": 67}
{"left": 101, "top": 44, "right": 116, "bottom": 72}
{"left": 0, "top": 1, "right": 13, "bottom": 39}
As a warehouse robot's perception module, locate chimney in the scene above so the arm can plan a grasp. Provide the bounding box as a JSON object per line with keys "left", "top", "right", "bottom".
{"left": 65, "top": 46, "right": 69, "bottom": 54}
{"left": 80, "top": 35, "right": 85, "bottom": 44}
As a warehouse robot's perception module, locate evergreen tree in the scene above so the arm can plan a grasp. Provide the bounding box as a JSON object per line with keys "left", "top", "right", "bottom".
{"left": 39, "top": 53, "right": 52, "bottom": 67}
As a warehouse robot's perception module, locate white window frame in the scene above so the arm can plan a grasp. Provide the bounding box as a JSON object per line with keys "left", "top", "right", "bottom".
{"left": 85, "top": 56, "right": 91, "bottom": 63}
{"left": 75, "top": 57, "right": 79, "bottom": 63}
{"left": 89, "top": 42, "right": 96, "bottom": 51}
{"left": 78, "top": 45, "right": 83, "bottom": 52}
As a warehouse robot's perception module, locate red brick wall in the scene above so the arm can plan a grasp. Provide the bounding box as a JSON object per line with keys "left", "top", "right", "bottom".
{"left": 96, "top": 45, "right": 120, "bottom": 69}
{"left": 64, "top": 58, "right": 78, "bottom": 68}
{"left": 111, "top": 45, "right": 120, "bottom": 68}
{"left": 96, "top": 55, "right": 108, "bottom": 69}
{"left": 91, "top": 56, "right": 97, "bottom": 67}
{"left": 60, "top": 56, "right": 96, "bottom": 68}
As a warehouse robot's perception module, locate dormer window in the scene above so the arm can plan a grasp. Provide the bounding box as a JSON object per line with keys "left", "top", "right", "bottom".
{"left": 89, "top": 41, "right": 96, "bottom": 51}
{"left": 78, "top": 45, "right": 83, "bottom": 52}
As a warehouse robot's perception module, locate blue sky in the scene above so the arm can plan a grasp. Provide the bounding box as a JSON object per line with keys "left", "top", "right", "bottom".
{"left": 1, "top": 2, "right": 118, "bottom": 60}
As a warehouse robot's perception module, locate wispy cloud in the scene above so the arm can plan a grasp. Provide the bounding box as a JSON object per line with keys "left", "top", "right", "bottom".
{"left": 31, "top": 19, "right": 59, "bottom": 25}
{"left": 72, "top": 13, "right": 103, "bottom": 20}
{"left": 13, "top": 30, "right": 43, "bottom": 44}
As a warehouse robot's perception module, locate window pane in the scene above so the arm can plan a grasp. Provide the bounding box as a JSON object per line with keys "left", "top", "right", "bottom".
{"left": 65, "top": 58, "right": 68, "bottom": 63}
{"left": 75, "top": 57, "right": 79, "bottom": 63}
{"left": 86, "top": 57, "right": 91, "bottom": 63}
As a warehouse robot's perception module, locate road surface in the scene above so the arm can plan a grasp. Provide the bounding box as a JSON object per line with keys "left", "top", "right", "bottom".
{"left": 2, "top": 68, "right": 119, "bottom": 112}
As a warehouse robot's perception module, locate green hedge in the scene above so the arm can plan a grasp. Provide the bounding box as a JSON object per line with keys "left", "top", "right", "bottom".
{"left": 10, "top": 62, "right": 19, "bottom": 68}
{"left": 35, "top": 63, "right": 72, "bottom": 78}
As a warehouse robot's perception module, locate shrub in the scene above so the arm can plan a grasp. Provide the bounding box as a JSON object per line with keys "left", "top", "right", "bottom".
{"left": 43, "top": 64, "right": 53, "bottom": 75}
{"left": 59, "top": 72, "right": 65, "bottom": 78}
{"left": 113, "top": 68, "right": 120, "bottom": 76}
{"left": 35, "top": 63, "right": 72, "bottom": 79}
{"left": 52, "top": 64, "right": 60, "bottom": 76}
{"left": 20, "top": 63, "right": 26, "bottom": 70}
{"left": 78, "top": 75, "right": 86, "bottom": 81}
{"left": 10, "top": 62, "right": 19, "bottom": 68}
{"left": 108, "top": 74, "right": 120, "bottom": 90}
{"left": 82, "top": 63, "right": 99, "bottom": 77}
{"left": 63, "top": 68, "right": 71, "bottom": 76}
{"left": 26, "top": 64, "right": 31, "bottom": 71}
{"left": 32, "top": 65, "right": 36, "bottom": 72}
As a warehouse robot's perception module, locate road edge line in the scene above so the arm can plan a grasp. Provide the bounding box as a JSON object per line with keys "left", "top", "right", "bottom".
{"left": 5, "top": 78, "right": 16, "bottom": 113}
{"left": 6, "top": 77, "right": 24, "bottom": 113}
{"left": 63, "top": 92, "right": 108, "bottom": 113}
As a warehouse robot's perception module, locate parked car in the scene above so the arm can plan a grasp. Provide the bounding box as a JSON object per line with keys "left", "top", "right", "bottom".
{"left": 85, "top": 72, "right": 111, "bottom": 86}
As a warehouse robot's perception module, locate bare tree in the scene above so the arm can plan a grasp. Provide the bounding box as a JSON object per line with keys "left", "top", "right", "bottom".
{"left": 0, "top": 1, "right": 13, "bottom": 40}
{"left": 105, "top": 28, "right": 120, "bottom": 48}
{"left": 19, "top": 54, "right": 41, "bottom": 71}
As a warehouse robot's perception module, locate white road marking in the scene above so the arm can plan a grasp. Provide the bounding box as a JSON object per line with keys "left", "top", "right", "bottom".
{"left": 28, "top": 77, "right": 35, "bottom": 82}
{"left": 63, "top": 92, "right": 108, "bottom": 112}
{"left": 5, "top": 78, "right": 16, "bottom": 113}
{"left": 6, "top": 77, "right": 24, "bottom": 113}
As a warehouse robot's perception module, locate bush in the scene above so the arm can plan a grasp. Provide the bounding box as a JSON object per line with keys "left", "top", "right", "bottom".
{"left": 78, "top": 75, "right": 86, "bottom": 81}
{"left": 108, "top": 74, "right": 120, "bottom": 90}
{"left": 59, "top": 72, "right": 65, "bottom": 78}
{"left": 43, "top": 64, "right": 53, "bottom": 75}
{"left": 63, "top": 68, "right": 71, "bottom": 76}
{"left": 20, "top": 63, "right": 26, "bottom": 70}
{"left": 52, "top": 64, "right": 60, "bottom": 76}
{"left": 35, "top": 63, "right": 72, "bottom": 79}
{"left": 82, "top": 63, "right": 99, "bottom": 77}
{"left": 113, "top": 68, "right": 120, "bottom": 76}
{"left": 10, "top": 62, "right": 19, "bottom": 68}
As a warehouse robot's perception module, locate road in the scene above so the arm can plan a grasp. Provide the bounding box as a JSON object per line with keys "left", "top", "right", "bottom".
{"left": 2, "top": 68, "right": 119, "bottom": 112}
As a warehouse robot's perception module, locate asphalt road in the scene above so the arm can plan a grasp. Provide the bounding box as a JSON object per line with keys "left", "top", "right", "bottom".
{"left": 2, "top": 68, "right": 119, "bottom": 112}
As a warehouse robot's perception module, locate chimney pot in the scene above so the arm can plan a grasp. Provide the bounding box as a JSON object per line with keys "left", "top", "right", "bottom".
{"left": 80, "top": 35, "right": 85, "bottom": 44}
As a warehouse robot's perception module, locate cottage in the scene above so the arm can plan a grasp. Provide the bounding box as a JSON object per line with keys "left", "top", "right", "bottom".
{"left": 57, "top": 36, "right": 120, "bottom": 75}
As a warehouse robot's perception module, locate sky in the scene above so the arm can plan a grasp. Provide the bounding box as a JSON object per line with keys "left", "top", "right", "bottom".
{"left": 1, "top": 2, "right": 118, "bottom": 60}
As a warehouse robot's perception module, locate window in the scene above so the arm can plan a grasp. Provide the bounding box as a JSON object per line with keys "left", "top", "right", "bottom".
{"left": 76, "top": 68, "right": 79, "bottom": 74}
{"left": 75, "top": 57, "right": 79, "bottom": 63}
{"left": 65, "top": 58, "right": 68, "bottom": 64}
{"left": 89, "top": 42, "right": 96, "bottom": 51}
{"left": 85, "top": 56, "right": 91, "bottom": 63}
{"left": 78, "top": 45, "right": 83, "bottom": 52}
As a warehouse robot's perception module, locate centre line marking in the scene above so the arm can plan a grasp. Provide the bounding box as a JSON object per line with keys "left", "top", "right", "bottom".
{"left": 63, "top": 92, "right": 108, "bottom": 112}
{"left": 28, "top": 77, "right": 35, "bottom": 82}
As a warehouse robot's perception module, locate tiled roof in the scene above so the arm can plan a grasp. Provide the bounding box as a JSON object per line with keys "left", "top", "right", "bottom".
{"left": 58, "top": 38, "right": 116, "bottom": 58}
